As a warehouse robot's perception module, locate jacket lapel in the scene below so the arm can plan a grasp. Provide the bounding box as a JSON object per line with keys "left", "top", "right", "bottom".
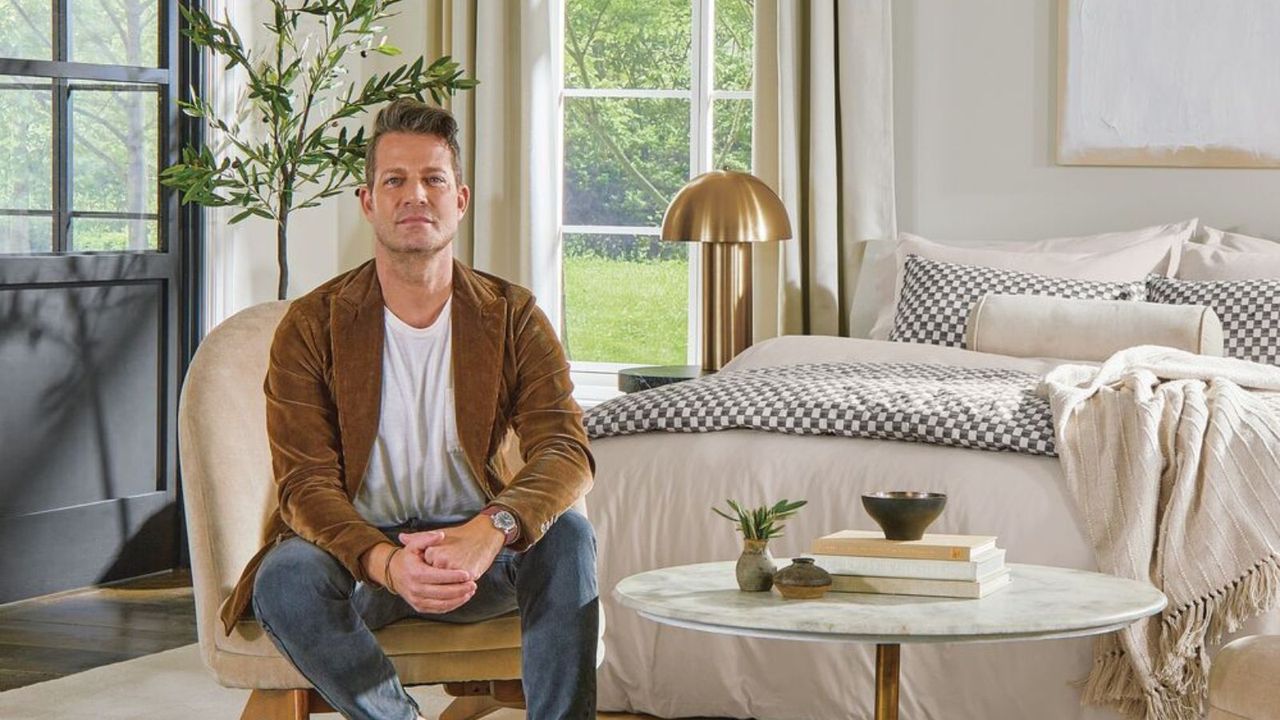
{"left": 331, "top": 261, "right": 384, "bottom": 498}
{"left": 451, "top": 259, "right": 506, "bottom": 486}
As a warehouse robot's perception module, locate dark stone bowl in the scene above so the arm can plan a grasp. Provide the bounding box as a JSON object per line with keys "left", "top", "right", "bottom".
{"left": 861, "top": 491, "right": 947, "bottom": 541}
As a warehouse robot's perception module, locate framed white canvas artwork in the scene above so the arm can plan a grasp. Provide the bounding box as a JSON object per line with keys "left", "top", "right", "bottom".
{"left": 1057, "top": 0, "right": 1280, "bottom": 168}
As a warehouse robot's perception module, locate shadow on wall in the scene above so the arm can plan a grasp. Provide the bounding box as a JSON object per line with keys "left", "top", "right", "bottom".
{"left": 96, "top": 500, "right": 182, "bottom": 584}
{"left": 0, "top": 254, "right": 175, "bottom": 599}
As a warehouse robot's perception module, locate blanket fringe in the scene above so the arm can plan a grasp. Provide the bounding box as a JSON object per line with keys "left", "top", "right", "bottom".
{"left": 1080, "top": 553, "right": 1280, "bottom": 720}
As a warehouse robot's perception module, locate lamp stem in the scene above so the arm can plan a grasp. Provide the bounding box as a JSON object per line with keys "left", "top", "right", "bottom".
{"left": 700, "top": 243, "right": 753, "bottom": 371}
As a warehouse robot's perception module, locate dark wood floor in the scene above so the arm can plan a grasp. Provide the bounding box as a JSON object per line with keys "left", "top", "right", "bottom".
{"left": 0, "top": 573, "right": 699, "bottom": 719}
{"left": 0, "top": 570, "right": 197, "bottom": 691}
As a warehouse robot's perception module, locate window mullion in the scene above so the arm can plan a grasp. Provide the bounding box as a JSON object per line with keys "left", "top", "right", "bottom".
{"left": 563, "top": 224, "right": 663, "bottom": 237}
{"left": 54, "top": 0, "right": 68, "bottom": 62}
{"left": 687, "top": 0, "right": 716, "bottom": 365}
{"left": 562, "top": 88, "right": 687, "bottom": 99}
{"left": 53, "top": 0, "right": 71, "bottom": 253}
{"left": 693, "top": 0, "right": 714, "bottom": 176}
{"left": 158, "top": 0, "right": 183, "bottom": 256}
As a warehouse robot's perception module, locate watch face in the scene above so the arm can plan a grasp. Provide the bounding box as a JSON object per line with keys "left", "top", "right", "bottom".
{"left": 492, "top": 510, "right": 517, "bottom": 532}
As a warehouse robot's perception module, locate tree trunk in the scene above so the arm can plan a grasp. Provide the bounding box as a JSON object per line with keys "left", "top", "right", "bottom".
{"left": 276, "top": 216, "right": 289, "bottom": 300}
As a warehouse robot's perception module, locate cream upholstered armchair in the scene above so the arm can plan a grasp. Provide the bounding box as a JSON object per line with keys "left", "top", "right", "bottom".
{"left": 1207, "top": 635, "right": 1280, "bottom": 720}
{"left": 179, "top": 300, "right": 601, "bottom": 720}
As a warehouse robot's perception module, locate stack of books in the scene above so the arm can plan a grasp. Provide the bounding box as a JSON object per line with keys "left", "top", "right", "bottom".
{"left": 809, "top": 530, "right": 1010, "bottom": 599}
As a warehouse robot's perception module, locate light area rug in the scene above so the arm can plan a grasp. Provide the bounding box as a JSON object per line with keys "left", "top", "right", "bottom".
{"left": 0, "top": 644, "right": 545, "bottom": 720}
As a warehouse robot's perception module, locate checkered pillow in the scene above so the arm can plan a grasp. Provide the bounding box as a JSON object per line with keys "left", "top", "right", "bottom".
{"left": 889, "top": 255, "right": 1147, "bottom": 348}
{"left": 1147, "top": 275, "right": 1280, "bottom": 365}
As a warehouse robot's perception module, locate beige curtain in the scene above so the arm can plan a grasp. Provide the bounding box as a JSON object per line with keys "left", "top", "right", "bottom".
{"left": 425, "top": 0, "right": 563, "bottom": 329}
{"left": 752, "top": 0, "right": 897, "bottom": 340}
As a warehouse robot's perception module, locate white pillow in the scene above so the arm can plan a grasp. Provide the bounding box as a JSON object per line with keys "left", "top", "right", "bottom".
{"left": 1179, "top": 245, "right": 1280, "bottom": 280}
{"left": 1180, "top": 227, "right": 1280, "bottom": 280}
{"left": 864, "top": 219, "right": 1196, "bottom": 340}
{"left": 849, "top": 239, "right": 899, "bottom": 338}
{"left": 1197, "top": 226, "right": 1280, "bottom": 252}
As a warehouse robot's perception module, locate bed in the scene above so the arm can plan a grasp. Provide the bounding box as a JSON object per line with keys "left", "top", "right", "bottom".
{"left": 584, "top": 334, "right": 1280, "bottom": 720}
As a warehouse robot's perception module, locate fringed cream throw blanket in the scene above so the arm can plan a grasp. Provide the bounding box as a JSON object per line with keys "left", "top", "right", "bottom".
{"left": 1040, "top": 346, "right": 1280, "bottom": 720}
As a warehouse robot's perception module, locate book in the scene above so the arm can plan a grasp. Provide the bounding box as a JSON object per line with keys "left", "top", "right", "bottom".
{"left": 808, "top": 547, "right": 1005, "bottom": 581}
{"left": 810, "top": 530, "right": 998, "bottom": 561}
{"left": 828, "top": 568, "right": 1012, "bottom": 599}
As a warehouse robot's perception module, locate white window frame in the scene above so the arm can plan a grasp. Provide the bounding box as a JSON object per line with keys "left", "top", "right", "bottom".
{"left": 557, "top": 0, "right": 753, "bottom": 406}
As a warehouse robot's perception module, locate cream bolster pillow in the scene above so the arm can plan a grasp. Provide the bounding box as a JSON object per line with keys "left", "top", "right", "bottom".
{"left": 965, "top": 294, "right": 1224, "bottom": 361}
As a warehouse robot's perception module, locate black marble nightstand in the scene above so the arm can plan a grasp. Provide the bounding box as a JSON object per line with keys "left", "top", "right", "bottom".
{"left": 617, "top": 364, "right": 710, "bottom": 393}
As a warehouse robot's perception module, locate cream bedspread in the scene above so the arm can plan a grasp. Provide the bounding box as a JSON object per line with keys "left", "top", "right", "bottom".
{"left": 587, "top": 336, "right": 1280, "bottom": 720}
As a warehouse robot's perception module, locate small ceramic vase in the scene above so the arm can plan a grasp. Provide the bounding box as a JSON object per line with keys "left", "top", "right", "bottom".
{"left": 773, "top": 557, "right": 833, "bottom": 600}
{"left": 736, "top": 539, "right": 777, "bottom": 592}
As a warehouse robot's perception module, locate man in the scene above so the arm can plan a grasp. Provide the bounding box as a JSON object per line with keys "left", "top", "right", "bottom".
{"left": 218, "top": 98, "right": 598, "bottom": 720}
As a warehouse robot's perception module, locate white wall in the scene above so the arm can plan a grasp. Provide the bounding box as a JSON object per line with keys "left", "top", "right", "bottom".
{"left": 206, "top": 0, "right": 431, "bottom": 326}
{"left": 893, "top": 0, "right": 1280, "bottom": 242}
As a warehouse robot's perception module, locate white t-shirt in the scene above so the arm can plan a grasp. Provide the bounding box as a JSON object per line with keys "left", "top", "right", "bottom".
{"left": 354, "top": 298, "right": 489, "bottom": 527}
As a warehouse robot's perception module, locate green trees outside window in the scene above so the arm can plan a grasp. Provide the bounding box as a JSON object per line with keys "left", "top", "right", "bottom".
{"left": 562, "top": 0, "right": 754, "bottom": 366}
{"left": 1, "top": 0, "right": 162, "bottom": 255}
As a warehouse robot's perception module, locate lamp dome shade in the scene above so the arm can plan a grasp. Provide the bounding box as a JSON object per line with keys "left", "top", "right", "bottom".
{"left": 660, "top": 170, "right": 793, "bottom": 244}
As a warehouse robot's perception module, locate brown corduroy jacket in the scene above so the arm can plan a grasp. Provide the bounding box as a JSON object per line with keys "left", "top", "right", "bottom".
{"left": 218, "top": 258, "right": 595, "bottom": 635}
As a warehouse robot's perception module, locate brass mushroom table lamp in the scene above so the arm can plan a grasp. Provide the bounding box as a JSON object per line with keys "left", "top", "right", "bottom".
{"left": 661, "top": 170, "right": 793, "bottom": 371}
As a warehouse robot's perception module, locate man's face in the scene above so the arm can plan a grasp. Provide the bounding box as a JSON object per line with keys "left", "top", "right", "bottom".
{"left": 359, "top": 131, "right": 469, "bottom": 258}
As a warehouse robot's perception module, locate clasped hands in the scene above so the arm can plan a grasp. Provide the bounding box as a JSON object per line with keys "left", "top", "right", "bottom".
{"left": 367, "top": 515, "right": 506, "bottom": 615}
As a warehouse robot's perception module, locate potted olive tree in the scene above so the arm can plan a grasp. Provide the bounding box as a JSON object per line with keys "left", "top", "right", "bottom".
{"left": 162, "top": 0, "right": 477, "bottom": 299}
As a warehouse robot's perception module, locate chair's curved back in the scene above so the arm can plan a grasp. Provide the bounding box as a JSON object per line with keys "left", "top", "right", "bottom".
{"left": 178, "top": 301, "right": 291, "bottom": 651}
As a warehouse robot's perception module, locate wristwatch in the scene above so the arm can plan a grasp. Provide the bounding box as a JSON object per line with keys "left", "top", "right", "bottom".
{"left": 480, "top": 506, "right": 520, "bottom": 546}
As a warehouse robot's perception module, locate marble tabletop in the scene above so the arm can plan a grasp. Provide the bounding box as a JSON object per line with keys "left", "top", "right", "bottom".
{"left": 614, "top": 562, "right": 1166, "bottom": 645}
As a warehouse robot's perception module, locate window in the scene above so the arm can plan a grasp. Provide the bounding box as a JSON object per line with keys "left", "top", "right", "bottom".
{"left": 0, "top": 0, "right": 170, "bottom": 254}
{"left": 560, "top": 0, "right": 754, "bottom": 381}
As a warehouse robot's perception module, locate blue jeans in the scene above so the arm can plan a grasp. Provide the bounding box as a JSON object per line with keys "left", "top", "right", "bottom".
{"left": 252, "top": 511, "right": 598, "bottom": 720}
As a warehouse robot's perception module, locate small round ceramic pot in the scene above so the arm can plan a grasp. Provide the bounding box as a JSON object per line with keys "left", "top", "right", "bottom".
{"left": 773, "top": 557, "right": 833, "bottom": 600}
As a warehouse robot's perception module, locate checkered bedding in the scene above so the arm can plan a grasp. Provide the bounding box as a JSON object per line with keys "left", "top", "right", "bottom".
{"left": 584, "top": 362, "right": 1059, "bottom": 457}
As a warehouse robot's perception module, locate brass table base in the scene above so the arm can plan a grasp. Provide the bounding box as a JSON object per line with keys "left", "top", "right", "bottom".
{"left": 875, "top": 643, "right": 900, "bottom": 720}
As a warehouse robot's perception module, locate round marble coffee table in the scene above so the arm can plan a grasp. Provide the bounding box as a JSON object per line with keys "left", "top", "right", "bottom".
{"left": 614, "top": 562, "right": 1166, "bottom": 720}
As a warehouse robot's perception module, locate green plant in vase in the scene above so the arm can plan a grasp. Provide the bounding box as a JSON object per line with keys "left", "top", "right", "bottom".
{"left": 712, "top": 499, "right": 807, "bottom": 592}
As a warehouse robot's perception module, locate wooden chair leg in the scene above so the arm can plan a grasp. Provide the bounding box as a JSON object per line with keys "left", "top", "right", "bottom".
{"left": 443, "top": 680, "right": 525, "bottom": 705}
{"left": 491, "top": 679, "right": 524, "bottom": 705}
{"left": 439, "top": 695, "right": 505, "bottom": 720}
{"left": 239, "top": 689, "right": 312, "bottom": 720}
{"left": 441, "top": 680, "right": 525, "bottom": 720}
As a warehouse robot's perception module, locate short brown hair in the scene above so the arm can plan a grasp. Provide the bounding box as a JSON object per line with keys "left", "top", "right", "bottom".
{"left": 364, "top": 98, "right": 463, "bottom": 187}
